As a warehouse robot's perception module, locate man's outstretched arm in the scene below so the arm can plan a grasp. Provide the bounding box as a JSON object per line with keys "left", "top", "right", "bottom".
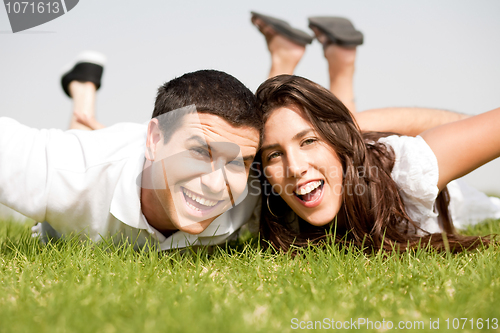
{"left": 354, "top": 107, "right": 470, "bottom": 137}
{"left": 0, "top": 117, "right": 50, "bottom": 221}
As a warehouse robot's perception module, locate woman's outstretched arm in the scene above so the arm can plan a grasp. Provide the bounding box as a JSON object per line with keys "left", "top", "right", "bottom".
{"left": 420, "top": 107, "right": 500, "bottom": 191}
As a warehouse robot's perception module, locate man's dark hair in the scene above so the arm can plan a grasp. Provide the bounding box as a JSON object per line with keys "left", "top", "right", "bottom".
{"left": 152, "top": 70, "right": 262, "bottom": 142}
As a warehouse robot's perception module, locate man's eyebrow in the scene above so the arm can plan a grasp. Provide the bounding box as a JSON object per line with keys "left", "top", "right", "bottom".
{"left": 260, "top": 129, "right": 313, "bottom": 152}
{"left": 187, "top": 135, "right": 254, "bottom": 162}
{"left": 186, "top": 135, "right": 208, "bottom": 147}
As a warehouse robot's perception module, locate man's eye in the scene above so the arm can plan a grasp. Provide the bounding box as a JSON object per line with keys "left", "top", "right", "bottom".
{"left": 228, "top": 159, "right": 244, "bottom": 168}
{"left": 191, "top": 147, "right": 210, "bottom": 158}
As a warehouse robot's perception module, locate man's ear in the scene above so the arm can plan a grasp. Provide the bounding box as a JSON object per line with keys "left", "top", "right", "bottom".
{"left": 145, "top": 119, "right": 163, "bottom": 161}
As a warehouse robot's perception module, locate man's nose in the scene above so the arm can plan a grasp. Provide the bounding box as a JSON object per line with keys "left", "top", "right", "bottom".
{"left": 200, "top": 168, "right": 226, "bottom": 194}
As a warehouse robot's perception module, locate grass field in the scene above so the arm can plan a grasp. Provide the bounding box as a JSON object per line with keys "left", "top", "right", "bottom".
{"left": 1, "top": 219, "right": 500, "bottom": 333}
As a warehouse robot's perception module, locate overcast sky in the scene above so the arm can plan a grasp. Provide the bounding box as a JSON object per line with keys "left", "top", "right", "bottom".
{"left": 1, "top": 0, "right": 499, "bottom": 193}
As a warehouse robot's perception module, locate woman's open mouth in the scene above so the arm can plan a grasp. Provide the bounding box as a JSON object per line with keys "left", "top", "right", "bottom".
{"left": 181, "top": 187, "right": 226, "bottom": 217}
{"left": 293, "top": 180, "right": 324, "bottom": 208}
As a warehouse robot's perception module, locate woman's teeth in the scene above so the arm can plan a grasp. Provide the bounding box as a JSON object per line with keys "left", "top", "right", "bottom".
{"left": 295, "top": 180, "right": 322, "bottom": 196}
{"left": 183, "top": 188, "right": 218, "bottom": 207}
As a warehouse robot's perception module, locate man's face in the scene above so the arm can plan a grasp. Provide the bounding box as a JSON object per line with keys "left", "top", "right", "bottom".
{"left": 144, "top": 110, "right": 259, "bottom": 235}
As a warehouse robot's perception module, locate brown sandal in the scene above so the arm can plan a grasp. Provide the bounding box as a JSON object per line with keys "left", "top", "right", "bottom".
{"left": 251, "top": 11, "right": 313, "bottom": 46}
{"left": 308, "top": 17, "right": 363, "bottom": 47}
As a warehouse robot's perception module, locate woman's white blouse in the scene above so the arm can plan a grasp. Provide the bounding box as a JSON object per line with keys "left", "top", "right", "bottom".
{"left": 378, "top": 135, "right": 500, "bottom": 234}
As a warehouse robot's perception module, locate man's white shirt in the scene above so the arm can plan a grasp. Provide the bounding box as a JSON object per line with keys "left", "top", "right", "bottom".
{"left": 0, "top": 117, "right": 260, "bottom": 250}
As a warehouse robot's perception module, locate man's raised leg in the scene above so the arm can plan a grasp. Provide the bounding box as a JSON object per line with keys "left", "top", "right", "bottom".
{"left": 68, "top": 81, "right": 101, "bottom": 130}
{"left": 61, "top": 51, "right": 106, "bottom": 130}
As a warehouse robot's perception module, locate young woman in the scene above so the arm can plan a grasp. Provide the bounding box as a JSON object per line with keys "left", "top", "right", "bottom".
{"left": 251, "top": 13, "right": 499, "bottom": 252}
{"left": 256, "top": 74, "right": 500, "bottom": 252}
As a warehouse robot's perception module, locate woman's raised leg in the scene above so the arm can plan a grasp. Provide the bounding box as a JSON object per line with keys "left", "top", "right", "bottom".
{"left": 251, "top": 14, "right": 307, "bottom": 78}
{"left": 310, "top": 26, "right": 359, "bottom": 113}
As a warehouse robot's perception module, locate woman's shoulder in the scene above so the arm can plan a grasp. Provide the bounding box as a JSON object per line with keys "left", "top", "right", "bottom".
{"left": 377, "top": 135, "right": 438, "bottom": 183}
{"left": 379, "top": 134, "right": 440, "bottom": 226}
{"left": 377, "top": 134, "right": 420, "bottom": 147}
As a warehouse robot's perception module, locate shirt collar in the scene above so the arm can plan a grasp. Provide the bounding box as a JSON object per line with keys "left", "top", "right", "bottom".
{"left": 109, "top": 140, "right": 151, "bottom": 231}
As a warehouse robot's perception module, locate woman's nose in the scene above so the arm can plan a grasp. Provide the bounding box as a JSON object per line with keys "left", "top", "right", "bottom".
{"left": 286, "top": 150, "right": 308, "bottom": 178}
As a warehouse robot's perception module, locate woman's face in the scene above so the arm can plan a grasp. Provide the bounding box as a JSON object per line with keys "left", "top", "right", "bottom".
{"left": 261, "top": 104, "right": 343, "bottom": 226}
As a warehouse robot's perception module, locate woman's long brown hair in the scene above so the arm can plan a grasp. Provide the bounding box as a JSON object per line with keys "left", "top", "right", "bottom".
{"left": 256, "top": 75, "right": 488, "bottom": 253}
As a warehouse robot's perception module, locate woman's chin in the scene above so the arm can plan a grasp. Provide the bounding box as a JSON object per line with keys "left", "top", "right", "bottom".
{"left": 176, "top": 217, "right": 216, "bottom": 235}
{"left": 298, "top": 207, "right": 339, "bottom": 227}
{"left": 304, "top": 217, "right": 334, "bottom": 227}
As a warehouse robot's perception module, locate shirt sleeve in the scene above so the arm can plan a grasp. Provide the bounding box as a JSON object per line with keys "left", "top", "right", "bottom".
{"left": 377, "top": 135, "right": 440, "bottom": 226}
{"left": 0, "top": 117, "right": 53, "bottom": 221}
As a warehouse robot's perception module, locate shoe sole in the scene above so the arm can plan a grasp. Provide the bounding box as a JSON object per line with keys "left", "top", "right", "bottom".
{"left": 308, "top": 16, "right": 363, "bottom": 47}
{"left": 251, "top": 11, "right": 313, "bottom": 46}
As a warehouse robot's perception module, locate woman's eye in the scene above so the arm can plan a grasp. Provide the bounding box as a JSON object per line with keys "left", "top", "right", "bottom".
{"left": 302, "top": 138, "right": 317, "bottom": 146}
{"left": 267, "top": 151, "right": 281, "bottom": 161}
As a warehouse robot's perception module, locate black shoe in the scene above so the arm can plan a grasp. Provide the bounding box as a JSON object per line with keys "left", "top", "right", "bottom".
{"left": 61, "top": 51, "right": 106, "bottom": 97}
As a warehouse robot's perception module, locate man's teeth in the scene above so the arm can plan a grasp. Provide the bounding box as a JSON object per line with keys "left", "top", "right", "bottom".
{"left": 186, "top": 202, "right": 200, "bottom": 211}
{"left": 295, "top": 180, "right": 322, "bottom": 196}
{"left": 183, "top": 188, "right": 218, "bottom": 207}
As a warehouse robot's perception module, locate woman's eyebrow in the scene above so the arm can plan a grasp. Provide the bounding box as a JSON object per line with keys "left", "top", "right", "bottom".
{"left": 292, "top": 129, "right": 313, "bottom": 141}
{"left": 260, "top": 143, "right": 279, "bottom": 152}
{"left": 261, "top": 129, "right": 314, "bottom": 152}
{"left": 243, "top": 155, "right": 255, "bottom": 162}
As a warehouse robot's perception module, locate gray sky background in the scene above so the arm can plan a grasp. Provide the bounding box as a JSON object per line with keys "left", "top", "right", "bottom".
{"left": 1, "top": 0, "right": 499, "bottom": 193}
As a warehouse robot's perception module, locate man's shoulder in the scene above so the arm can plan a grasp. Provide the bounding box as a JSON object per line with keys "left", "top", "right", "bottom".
{"left": 49, "top": 122, "right": 148, "bottom": 171}
{"left": 97, "top": 122, "right": 148, "bottom": 133}
{"left": 73, "top": 122, "right": 148, "bottom": 140}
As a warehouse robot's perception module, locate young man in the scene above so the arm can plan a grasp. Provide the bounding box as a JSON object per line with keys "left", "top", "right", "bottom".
{"left": 0, "top": 55, "right": 262, "bottom": 250}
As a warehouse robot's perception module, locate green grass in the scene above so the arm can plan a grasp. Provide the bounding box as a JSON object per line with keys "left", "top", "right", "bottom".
{"left": 1, "top": 219, "right": 500, "bottom": 333}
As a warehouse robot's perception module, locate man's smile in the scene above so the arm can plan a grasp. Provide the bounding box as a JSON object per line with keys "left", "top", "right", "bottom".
{"left": 181, "top": 186, "right": 227, "bottom": 217}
